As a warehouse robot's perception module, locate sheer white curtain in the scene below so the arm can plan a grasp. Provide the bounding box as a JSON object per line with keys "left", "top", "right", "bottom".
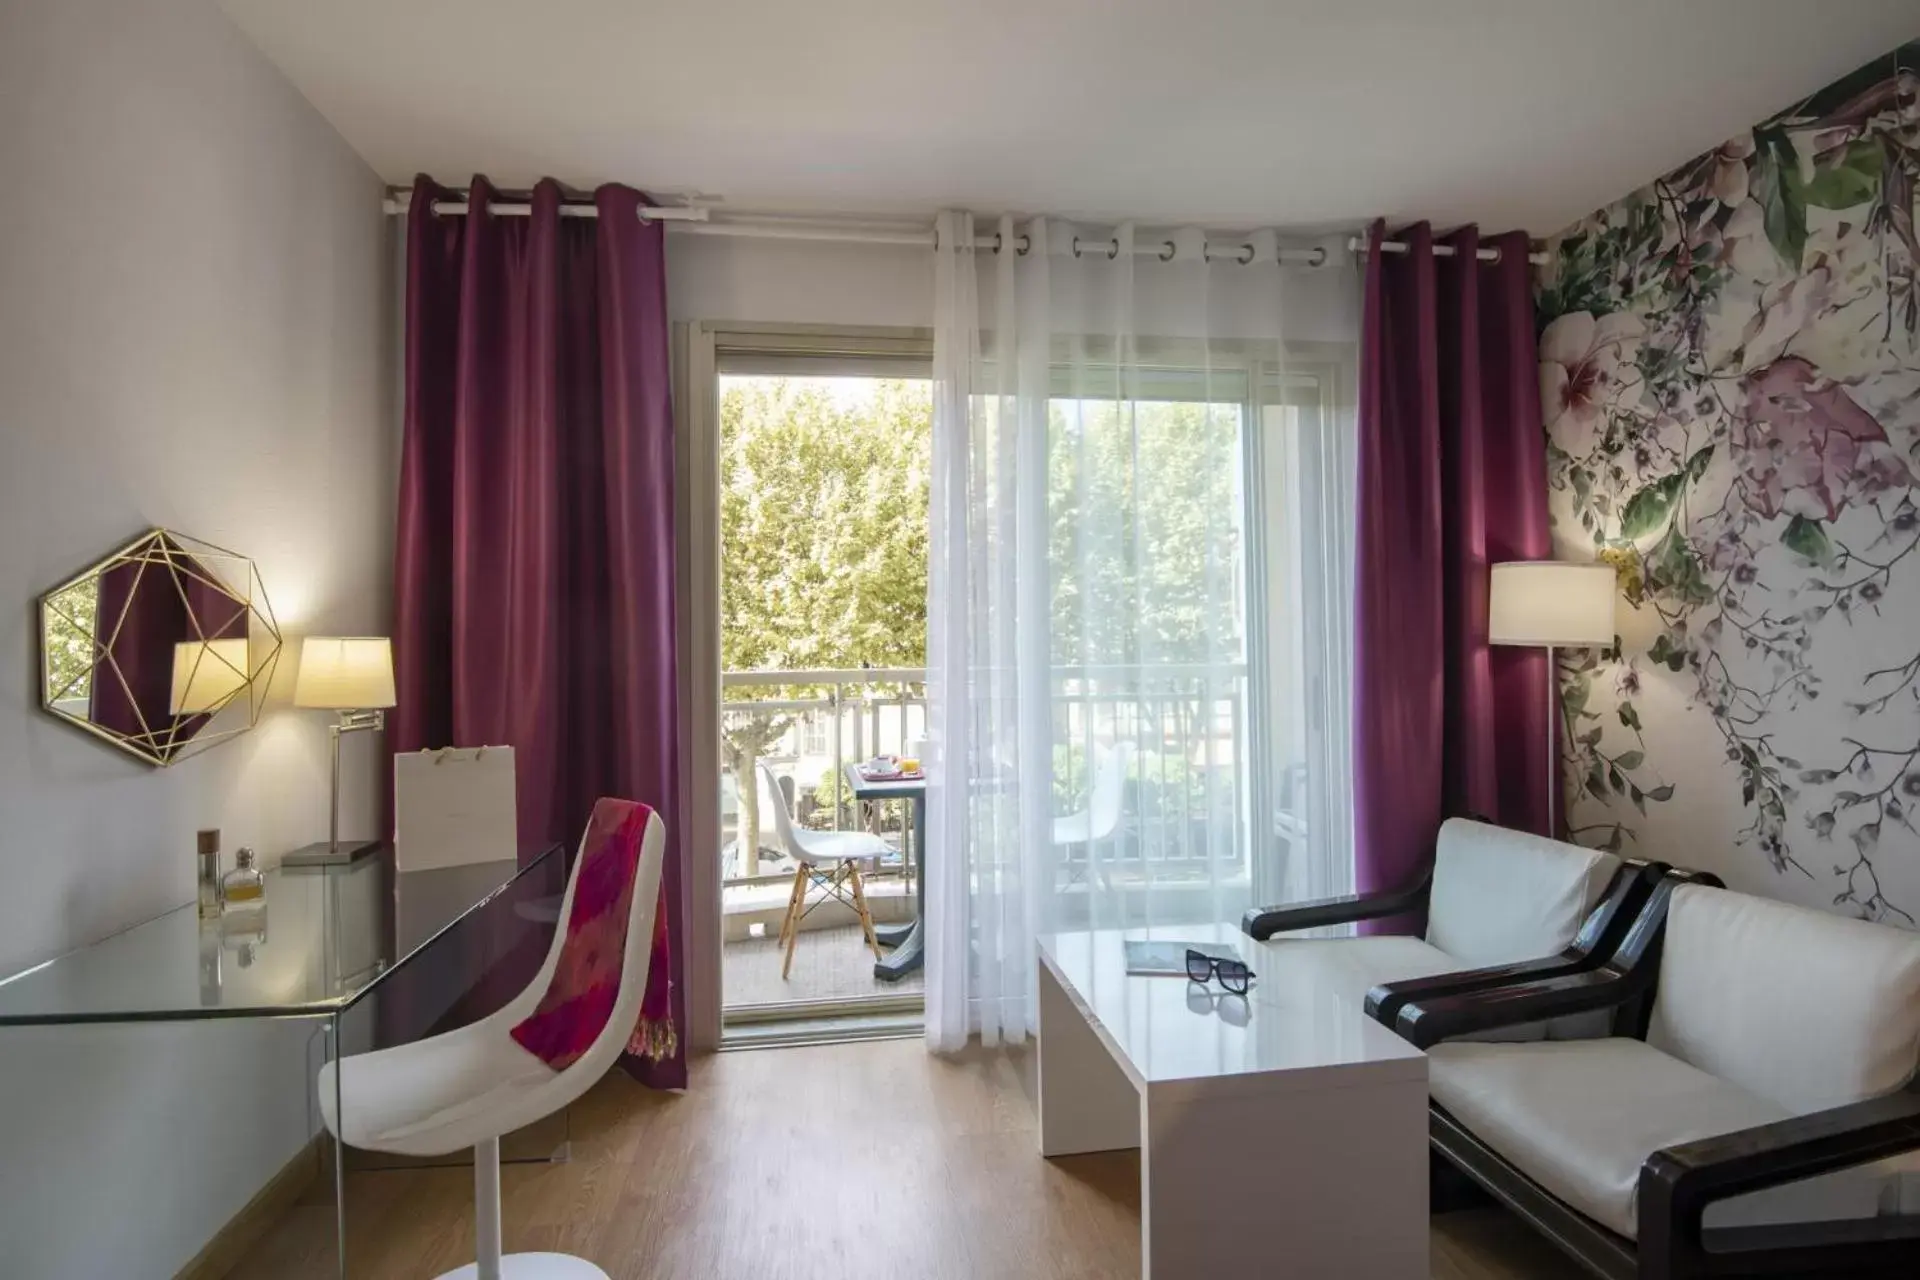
{"left": 925, "top": 212, "right": 1359, "bottom": 1051}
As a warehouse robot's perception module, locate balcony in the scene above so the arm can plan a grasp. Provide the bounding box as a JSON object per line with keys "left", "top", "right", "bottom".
{"left": 718, "top": 663, "right": 1255, "bottom": 1016}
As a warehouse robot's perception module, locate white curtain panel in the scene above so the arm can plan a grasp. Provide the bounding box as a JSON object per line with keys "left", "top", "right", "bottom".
{"left": 925, "top": 211, "right": 1361, "bottom": 1051}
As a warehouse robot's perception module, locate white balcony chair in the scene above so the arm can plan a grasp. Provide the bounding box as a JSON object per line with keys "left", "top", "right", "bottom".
{"left": 1054, "top": 740, "right": 1133, "bottom": 885}
{"left": 760, "top": 762, "right": 890, "bottom": 979}
{"left": 318, "top": 801, "right": 667, "bottom": 1279}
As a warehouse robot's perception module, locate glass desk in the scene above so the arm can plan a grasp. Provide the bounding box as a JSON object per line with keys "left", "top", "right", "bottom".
{"left": 0, "top": 843, "right": 566, "bottom": 1276}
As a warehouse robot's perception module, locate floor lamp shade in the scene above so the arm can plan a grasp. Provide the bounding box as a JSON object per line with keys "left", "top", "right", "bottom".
{"left": 1488, "top": 562, "right": 1616, "bottom": 648}
{"left": 294, "top": 637, "right": 396, "bottom": 709}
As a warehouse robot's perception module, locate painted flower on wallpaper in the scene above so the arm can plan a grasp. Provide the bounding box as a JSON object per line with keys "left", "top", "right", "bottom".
{"left": 1715, "top": 200, "right": 1778, "bottom": 279}
{"left": 1539, "top": 48, "right": 1920, "bottom": 925}
{"left": 1539, "top": 311, "right": 1644, "bottom": 441}
{"left": 1736, "top": 356, "right": 1914, "bottom": 521}
{"left": 1708, "top": 136, "right": 1756, "bottom": 205}
{"left": 1734, "top": 264, "right": 1836, "bottom": 371}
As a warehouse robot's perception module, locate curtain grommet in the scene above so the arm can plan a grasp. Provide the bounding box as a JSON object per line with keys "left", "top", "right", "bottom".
{"left": 1159, "top": 241, "right": 1176, "bottom": 262}
{"left": 1238, "top": 245, "right": 1256, "bottom": 265}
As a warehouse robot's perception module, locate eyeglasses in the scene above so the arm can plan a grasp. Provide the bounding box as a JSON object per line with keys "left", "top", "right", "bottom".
{"left": 1186, "top": 948, "right": 1255, "bottom": 995}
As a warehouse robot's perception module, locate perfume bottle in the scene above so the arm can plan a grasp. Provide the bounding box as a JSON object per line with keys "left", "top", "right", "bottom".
{"left": 196, "top": 829, "right": 223, "bottom": 920}
{"left": 222, "top": 847, "right": 265, "bottom": 907}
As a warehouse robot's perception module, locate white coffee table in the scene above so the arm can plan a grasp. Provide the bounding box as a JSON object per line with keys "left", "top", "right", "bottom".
{"left": 1037, "top": 924, "right": 1429, "bottom": 1279}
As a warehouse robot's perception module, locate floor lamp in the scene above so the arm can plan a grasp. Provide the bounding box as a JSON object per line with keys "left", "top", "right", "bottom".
{"left": 1488, "top": 562, "right": 1616, "bottom": 839}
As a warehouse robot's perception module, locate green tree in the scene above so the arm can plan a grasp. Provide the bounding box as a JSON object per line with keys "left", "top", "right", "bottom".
{"left": 42, "top": 580, "right": 100, "bottom": 705}
{"left": 1046, "top": 397, "right": 1245, "bottom": 826}
{"left": 1047, "top": 398, "right": 1245, "bottom": 666}
{"left": 717, "top": 378, "right": 1242, "bottom": 869}
{"left": 720, "top": 376, "right": 931, "bottom": 870}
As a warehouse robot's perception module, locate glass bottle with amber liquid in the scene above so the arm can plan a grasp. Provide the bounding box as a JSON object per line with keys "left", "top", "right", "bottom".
{"left": 221, "top": 847, "right": 265, "bottom": 907}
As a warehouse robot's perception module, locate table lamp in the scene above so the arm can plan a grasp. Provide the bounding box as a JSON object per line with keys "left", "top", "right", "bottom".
{"left": 286, "top": 636, "right": 396, "bottom": 866}
{"left": 1488, "top": 562, "right": 1616, "bottom": 838}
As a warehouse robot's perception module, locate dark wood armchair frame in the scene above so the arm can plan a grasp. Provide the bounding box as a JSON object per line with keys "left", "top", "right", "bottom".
{"left": 1241, "top": 843, "right": 1664, "bottom": 1019}
{"left": 1386, "top": 868, "right": 1920, "bottom": 1280}
{"left": 1240, "top": 864, "right": 1435, "bottom": 940}
{"left": 1362, "top": 859, "right": 1665, "bottom": 1027}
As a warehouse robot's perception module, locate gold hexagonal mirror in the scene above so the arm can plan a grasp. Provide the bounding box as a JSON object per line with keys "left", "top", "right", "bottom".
{"left": 39, "top": 529, "right": 282, "bottom": 766}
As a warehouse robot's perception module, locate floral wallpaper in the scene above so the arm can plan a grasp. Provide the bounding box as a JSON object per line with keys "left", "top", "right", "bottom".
{"left": 1536, "top": 45, "right": 1920, "bottom": 926}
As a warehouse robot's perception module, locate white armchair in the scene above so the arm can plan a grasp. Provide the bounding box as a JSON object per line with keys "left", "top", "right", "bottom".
{"left": 1243, "top": 818, "right": 1632, "bottom": 1025}
{"left": 1395, "top": 877, "right": 1920, "bottom": 1278}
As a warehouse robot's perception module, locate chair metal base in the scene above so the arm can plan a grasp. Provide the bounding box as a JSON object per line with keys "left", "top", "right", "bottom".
{"left": 436, "top": 1254, "right": 609, "bottom": 1279}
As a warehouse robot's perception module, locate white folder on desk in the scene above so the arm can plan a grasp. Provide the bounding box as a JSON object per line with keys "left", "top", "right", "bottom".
{"left": 394, "top": 746, "right": 518, "bottom": 872}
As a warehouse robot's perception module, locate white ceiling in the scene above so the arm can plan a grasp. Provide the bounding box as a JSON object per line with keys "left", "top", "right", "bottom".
{"left": 216, "top": 0, "right": 1920, "bottom": 234}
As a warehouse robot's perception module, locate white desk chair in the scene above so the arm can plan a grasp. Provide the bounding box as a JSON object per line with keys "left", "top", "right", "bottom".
{"left": 319, "top": 800, "right": 667, "bottom": 1279}
{"left": 759, "top": 762, "right": 890, "bottom": 978}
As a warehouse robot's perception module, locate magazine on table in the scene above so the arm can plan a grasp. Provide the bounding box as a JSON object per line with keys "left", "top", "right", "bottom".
{"left": 1124, "top": 939, "right": 1245, "bottom": 977}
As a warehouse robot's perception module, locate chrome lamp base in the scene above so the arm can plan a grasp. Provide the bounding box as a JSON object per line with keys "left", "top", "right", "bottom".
{"left": 285, "top": 707, "right": 387, "bottom": 868}
{"left": 281, "top": 837, "right": 384, "bottom": 868}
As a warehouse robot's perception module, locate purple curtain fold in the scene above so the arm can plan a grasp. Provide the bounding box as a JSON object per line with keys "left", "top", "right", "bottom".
{"left": 1353, "top": 220, "right": 1553, "bottom": 933}
{"left": 393, "top": 175, "right": 685, "bottom": 1089}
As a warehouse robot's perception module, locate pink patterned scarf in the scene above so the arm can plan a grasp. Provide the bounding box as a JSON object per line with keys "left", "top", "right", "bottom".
{"left": 511, "top": 799, "right": 676, "bottom": 1069}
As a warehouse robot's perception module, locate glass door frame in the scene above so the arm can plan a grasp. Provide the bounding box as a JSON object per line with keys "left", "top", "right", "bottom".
{"left": 676, "top": 322, "right": 934, "bottom": 1047}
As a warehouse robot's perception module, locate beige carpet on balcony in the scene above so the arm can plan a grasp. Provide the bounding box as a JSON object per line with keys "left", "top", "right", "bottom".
{"left": 724, "top": 922, "right": 925, "bottom": 1009}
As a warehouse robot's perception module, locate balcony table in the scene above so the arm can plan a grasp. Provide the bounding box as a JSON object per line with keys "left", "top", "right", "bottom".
{"left": 842, "top": 763, "right": 927, "bottom": 981}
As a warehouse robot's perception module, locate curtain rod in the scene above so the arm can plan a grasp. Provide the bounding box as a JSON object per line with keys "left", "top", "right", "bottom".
{"left": 1349, "top": 237, "right": 1548, "bottom": 266}
{"left": 381, "top": 193, "right": 1545, "bottom": 266}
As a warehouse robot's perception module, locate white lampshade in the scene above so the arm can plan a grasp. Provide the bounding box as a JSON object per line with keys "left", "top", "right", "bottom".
{"left": 170, "top": 638, "right": 250, "bottom": 715}
{"left": 1488, "top": 562, "right": 1616, "bottom": 648}
{"left": 294, "top": 636, "right": 396, "bottom": 709}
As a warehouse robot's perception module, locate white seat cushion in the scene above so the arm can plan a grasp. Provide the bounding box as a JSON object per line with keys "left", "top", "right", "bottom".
{"left": 1259, "top": 929, "right": 1566, "bottom": 1043}
{"left": 1647, "top": 885, "right": 1920, "bottom": 1114}
{"left": 1258, "top": 935, "right": 1460, "bottom": 1009}
{"left": 1424, "top": 819, "right": 1619, "bottom": 967}
{"left": 1430, "top": 1038, "right": 1895, "bottom": 1240}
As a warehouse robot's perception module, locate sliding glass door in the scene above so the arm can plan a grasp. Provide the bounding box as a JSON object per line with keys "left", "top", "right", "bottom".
{"left": 706, "top": 334, "right": 934, "bottom": 1030}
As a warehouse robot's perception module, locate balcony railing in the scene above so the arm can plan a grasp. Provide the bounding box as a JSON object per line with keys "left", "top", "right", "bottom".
{"left": 719, "top": 663, "right": 1252, "bottom": 894}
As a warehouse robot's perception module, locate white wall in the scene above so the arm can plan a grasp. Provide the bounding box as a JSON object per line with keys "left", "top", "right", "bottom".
{"left": 667, "top": 233, "right": 933, "bottom": 328}
{"left": 0, "top": 1, "right": 391, "bottom": 1274}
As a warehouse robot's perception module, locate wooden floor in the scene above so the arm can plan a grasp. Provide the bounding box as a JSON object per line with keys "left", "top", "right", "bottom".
{"left": 724, "top": 922, "right": 925, "bottom": 1008}
{"left": 228, "top": 1039, "right": 1580, "bottom": 1279}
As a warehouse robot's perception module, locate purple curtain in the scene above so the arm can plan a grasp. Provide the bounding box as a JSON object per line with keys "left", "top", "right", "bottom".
{"left": 90, "top": 558, "right": 171, "bottom": 742}
{"left": 1353, "top": 221, "right": 1553, "bottom": 931}
{"left": 393, "top": 175, "right": 685, "bottom": 1089}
